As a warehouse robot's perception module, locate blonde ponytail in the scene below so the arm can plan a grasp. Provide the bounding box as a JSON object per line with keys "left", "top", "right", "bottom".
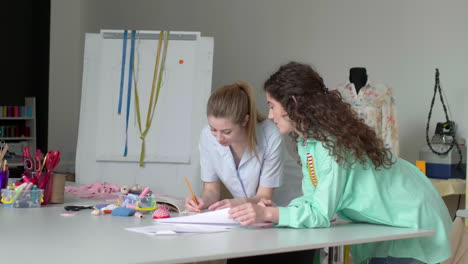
{"left": 207, "top": 81, "right": 265, "bottom": 157}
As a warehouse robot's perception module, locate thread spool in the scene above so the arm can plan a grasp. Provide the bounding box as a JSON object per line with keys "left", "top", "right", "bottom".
{"left": 120, "top": 185, "right": 129, "bottom": 194}
{"left": 139, "top": 187, "right": 150, "bottom": 197}
{"left": 22, "top": 175, "right": 32, "bottom": 183}
{"left": 130, "top": 184, "right": 141, "bottom": 193}
{"left": 135, "top": 212, "right": 143, "bottom": 218}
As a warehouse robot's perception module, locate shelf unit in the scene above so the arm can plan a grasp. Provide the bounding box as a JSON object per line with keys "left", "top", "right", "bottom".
{"left": 0, "top": 97, "right": 36, "bottom": 167}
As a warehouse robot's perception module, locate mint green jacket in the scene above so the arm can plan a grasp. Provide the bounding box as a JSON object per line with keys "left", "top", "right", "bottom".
{"left": 277, "top": 138, "right": 452, "bottom": 264}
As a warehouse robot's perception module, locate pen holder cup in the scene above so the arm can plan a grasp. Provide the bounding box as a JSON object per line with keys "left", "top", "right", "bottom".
{"left": 1, "top": 189, "right": 44, "bottom": 208}
{"left": 117, "top": 194, "right": 157, "bottom": 214}
{"left": 37, "top": 171, "right": 53, "bottom": 205}
{"left": 0, "top": 170, "right": 9, "bottom": 191}
{"left": 50, "top": 173, "right": 66, "bottom": 204}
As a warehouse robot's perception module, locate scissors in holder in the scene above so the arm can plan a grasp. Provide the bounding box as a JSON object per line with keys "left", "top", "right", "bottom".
{"left": 38, "top": 150, "right": 60, "bottom": 189}
{"left": 35, "top": 149, "right": 44, "bottom": 164}
{"left": 23, "top": 155, "right": 42, "bottom": 182}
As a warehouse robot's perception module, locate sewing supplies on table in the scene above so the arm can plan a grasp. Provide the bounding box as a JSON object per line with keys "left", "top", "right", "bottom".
{"left": 116, "top": 192, "right": 157, "bottom": 214}
{"left": 75, "top": 185, "right": 158, "bottom": 217}
{"left": 18, "top": 147, "right": 61, "bottom": 205}
{"left": 152, "top": 206, "right": 171, "bottom": 219}
{"left": 135, "top": 212, "right": 144, "bottom": 218}
{"left": 64, "top": 205, "right": 95, "bottom": 211}
{"left": 1, "top": 185, "right": 44, "bottom": 208}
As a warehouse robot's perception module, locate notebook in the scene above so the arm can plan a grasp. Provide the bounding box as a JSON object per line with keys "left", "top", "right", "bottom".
{"left": 153, "top": 195, "right": 186, "bottom": 213}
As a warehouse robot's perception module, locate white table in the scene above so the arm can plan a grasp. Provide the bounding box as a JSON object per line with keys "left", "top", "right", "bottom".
{"left": 0, "top": 196, "right": 434, "bottom": 264}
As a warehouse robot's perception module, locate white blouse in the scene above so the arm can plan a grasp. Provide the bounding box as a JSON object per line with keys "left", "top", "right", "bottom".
{"left": 333, "top": 81, "right": 399, "bottom": 156}
{"left": 199, "top": 120, "right": 283, "bottom": 198}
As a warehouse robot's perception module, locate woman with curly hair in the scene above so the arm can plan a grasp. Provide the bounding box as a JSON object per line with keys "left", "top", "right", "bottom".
{"left": 229, "top": 62, "right": 452, "bottom": 264}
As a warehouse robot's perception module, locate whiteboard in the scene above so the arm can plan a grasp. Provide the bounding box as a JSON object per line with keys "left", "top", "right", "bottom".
{"left": 76, "top": 30, "right": 213, "bottom": 197}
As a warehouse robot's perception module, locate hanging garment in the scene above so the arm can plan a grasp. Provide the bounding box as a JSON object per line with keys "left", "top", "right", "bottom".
{"left": 333, "top": 81, "right": 400, "bottom": 156}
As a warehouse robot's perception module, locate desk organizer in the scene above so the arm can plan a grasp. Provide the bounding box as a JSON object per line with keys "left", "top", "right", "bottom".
{"left": 116, "top": 193, "right": 157, "bottom": 214}
{"left": 22, "top": 171, "right": 54, "bottom": 205}
{"left": 1, "top": 189, "right": 44, "bottom": 208}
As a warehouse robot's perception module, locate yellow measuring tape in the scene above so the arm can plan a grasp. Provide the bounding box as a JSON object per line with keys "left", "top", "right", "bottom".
{"left": 133, "top": 31, "right": 170, "bottom": 167}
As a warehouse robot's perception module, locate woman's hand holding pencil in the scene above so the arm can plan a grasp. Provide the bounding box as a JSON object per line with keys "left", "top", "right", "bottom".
{"left": 185, "top": 196, "right": 205, "bottom": 212}
{"left": 184, "top": 177, "right": 203, "bottom": 212}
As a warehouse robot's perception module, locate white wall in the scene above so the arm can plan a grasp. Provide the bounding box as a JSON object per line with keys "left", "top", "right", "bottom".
{"left": 50, "top": 0, "right": 468, "bottom": 177}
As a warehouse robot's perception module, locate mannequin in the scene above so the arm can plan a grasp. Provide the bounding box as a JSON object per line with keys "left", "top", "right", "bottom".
{"left": 349, "top": 67, "right": 368, "bottom": 94}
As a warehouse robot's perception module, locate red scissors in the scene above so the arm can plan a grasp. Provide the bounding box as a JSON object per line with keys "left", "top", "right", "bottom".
{"left": 23, "top": 155, "right": 42, "bottom": 173}
{"left": 35, "top": 149, "right": 44, "bottom": 165}
{"left": 22, "top": 147, "right": 44, "bottom": 184}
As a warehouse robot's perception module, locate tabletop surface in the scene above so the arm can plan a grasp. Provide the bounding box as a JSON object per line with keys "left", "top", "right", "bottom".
{"left": 430, "top": 178, "right": 466, "bottom": 196}
{"left": 0, "top": 195, "right": 435, "bottom": 264}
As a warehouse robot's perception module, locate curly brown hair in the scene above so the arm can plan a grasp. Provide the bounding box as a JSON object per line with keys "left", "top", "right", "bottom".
{"left": 264, "top": 62, "right": 394, "bottom": 169}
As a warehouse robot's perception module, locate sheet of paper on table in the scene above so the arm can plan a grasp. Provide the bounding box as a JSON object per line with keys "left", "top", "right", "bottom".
{"left": 126, "top": 208, "right": 273, "bottom": 235}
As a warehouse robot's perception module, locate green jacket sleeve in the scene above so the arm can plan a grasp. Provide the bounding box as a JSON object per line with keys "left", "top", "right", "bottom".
{"left": 276, "top": 143, "right": 347, "bottom": 228}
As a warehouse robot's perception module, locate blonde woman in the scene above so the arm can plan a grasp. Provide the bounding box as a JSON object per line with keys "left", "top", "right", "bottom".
{"left": 185, "top": 81, "right": 284, "bottom": 212}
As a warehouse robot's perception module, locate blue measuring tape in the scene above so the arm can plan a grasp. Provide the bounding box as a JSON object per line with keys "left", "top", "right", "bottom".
{"left": 124, "top": 30, "right": 136, "bottom": 156}
{"left": 117, "top": 30, "right": 128, "bottom": 114}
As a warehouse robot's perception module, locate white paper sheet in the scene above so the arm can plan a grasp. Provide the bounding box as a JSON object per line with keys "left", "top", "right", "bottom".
{"left": 125, "top": 223, "right": 235, "bottom": 236}
{"left": 126, "top": 208, "right": 274, "bottom": 236}
{"left": 154, "top": 208, "right": 240, "bottom": 226}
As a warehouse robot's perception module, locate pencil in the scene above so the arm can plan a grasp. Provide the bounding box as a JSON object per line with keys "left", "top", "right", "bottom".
{"left": 184, "top": 177, "right": 199, "bottom": 205}
{"left": 0, "top": 144, "right": 8, "bottom": 161}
